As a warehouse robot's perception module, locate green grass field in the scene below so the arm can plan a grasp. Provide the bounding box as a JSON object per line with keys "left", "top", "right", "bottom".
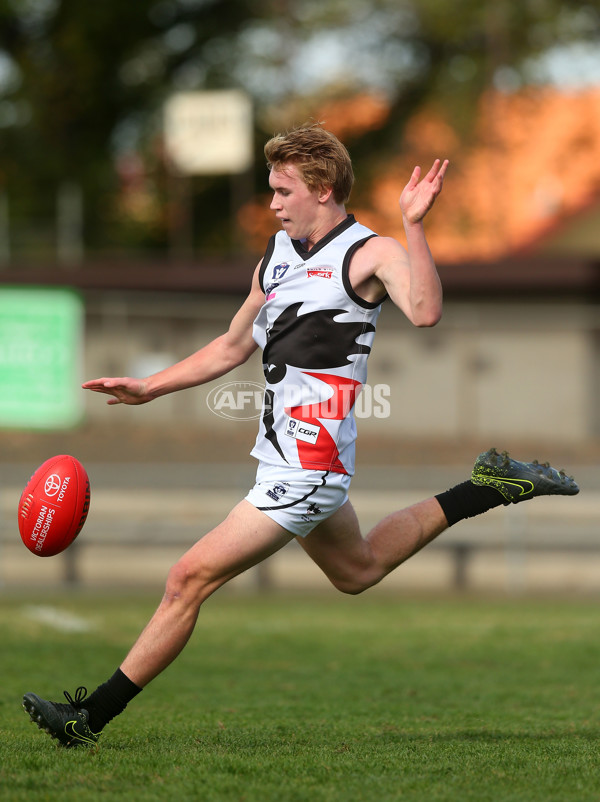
{"left": 1, "top": 591, "right": 599, "bottom": 801}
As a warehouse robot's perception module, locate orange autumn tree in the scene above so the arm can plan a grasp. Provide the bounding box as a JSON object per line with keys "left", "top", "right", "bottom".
{"left": 240, "top": 88, "right": 600, "bottom": 264}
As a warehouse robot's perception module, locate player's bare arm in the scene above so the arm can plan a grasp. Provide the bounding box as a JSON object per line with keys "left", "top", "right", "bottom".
{"left": 82, "top": 263, "right": 265, "bottom": 405}
{"left": 349, "top": 159, "right": 448, "bottom": 326}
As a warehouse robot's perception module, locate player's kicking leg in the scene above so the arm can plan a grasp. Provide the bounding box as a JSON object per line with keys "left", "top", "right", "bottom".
{"left": 299, "top": 448, "right": 579, "bottom": 595}
{"left": 23, "top": 501, "right": 293, "bottom": 747}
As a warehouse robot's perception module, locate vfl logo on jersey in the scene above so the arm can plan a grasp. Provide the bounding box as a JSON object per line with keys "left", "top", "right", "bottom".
{"left": 265, "top": 263, "right": 290, "bottom": 299}
{"left": 272, "top": 262, "right": 290, "bottom": 280}
{"left": 307, "top": 267, "right": 333, "bottom": 279}
{"left": 285, "top": 417, "right": 320, "bottom": 445}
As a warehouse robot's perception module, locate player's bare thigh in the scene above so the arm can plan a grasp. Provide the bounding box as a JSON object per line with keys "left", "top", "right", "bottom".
{"left": 296, "top": 499, "right": 377, "bottom": 591}
{"left": 172, "top": 500, "right": 294, "bottom": 598}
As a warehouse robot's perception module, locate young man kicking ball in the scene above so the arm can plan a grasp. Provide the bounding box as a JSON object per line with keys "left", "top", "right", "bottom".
{"left": 23, "top": 125, "right": 579, "bottom": 747}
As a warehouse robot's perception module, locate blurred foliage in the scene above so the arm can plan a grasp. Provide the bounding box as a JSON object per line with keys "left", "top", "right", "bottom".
{"left": 0, "top": 0, "right": 598, "bottom": 257}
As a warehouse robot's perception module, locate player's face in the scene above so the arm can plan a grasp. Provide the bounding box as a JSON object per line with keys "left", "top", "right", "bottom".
{"left": 269, "top": 163, "right": 322, "bottom": 241}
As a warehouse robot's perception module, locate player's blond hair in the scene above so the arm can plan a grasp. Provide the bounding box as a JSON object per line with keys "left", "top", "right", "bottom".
{"left": 264, "top": 124, "right": 354, "bottom": 204}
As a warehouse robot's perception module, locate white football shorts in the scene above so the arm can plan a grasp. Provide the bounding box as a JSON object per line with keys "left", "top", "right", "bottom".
{"left": 245, "top": 462, "right": 352, "bottom": 538}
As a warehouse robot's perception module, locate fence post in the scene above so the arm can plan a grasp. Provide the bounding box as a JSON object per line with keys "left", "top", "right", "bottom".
{"left": 0, "top": 190, "right": 9, "bottom": 266}
{"left": 62, "top": 541, "right": 81, "bottom": 586}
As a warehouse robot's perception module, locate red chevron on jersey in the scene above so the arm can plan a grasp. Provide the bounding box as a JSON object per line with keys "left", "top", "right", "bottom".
{"left": 286, "top": 373, "right": 362, "bottom": 473}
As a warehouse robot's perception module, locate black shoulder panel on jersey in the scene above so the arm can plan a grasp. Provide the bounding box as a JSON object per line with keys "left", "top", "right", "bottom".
{"left": 341, "top": 234, "right": 387, "bottom": 309}
{"left": 258, "top": 234, "right": 277, "bottom": 293}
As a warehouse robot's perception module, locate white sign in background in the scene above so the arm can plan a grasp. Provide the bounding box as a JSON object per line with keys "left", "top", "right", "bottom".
{"left": 164, "top": 90, "right": 253, "bottom": 175}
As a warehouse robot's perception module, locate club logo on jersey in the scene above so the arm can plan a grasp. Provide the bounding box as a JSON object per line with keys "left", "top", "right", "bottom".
{"left": 285, "top": 416, "right": 320, "bottom": 445}
{"left": 263, "top": 303, "right": 376, "bottom": 385}
{"left": 307, "top": 268, "right": 333, "bottom": 279}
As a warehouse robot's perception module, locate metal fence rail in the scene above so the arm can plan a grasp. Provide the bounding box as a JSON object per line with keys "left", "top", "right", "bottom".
{"left": 2, "top": 475, "right": 598, "bottom": 594}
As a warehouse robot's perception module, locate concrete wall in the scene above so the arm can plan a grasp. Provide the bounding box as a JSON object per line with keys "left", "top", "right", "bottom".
{"left": 82, "top": 290, "right": 600, "bottom": 445}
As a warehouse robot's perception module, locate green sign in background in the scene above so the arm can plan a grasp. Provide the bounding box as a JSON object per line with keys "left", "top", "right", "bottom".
{"left": 0, "top": 287, "right": 84, "bottom": 429}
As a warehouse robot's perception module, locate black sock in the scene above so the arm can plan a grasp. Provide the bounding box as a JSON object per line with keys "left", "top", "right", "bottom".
{"left": 435, "top": 480, "right": 506, "bottom": 527}
{"left": 83, "top": 669, "right": 142, "bottom": 733}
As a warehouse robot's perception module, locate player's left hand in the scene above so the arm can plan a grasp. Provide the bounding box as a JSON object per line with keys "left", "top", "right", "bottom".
{"left": 400, "top": 159, "right": 449, "bottom": 224}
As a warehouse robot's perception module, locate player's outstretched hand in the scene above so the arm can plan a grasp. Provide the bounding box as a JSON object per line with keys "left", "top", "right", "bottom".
{"left": 82, "top": 377, "right": 151, "bottom": 405}
{"left": 400, "top": 159, "right": 449, "bottom": 224}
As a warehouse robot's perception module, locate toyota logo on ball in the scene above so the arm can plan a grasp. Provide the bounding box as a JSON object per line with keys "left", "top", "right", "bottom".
{"left": 44, "top": 474, "right": 62, "bottom": 497}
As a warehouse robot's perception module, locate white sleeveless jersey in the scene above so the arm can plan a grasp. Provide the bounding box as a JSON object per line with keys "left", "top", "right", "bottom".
{"left": 250, "top": 215, "right": 385, "bottom": 475}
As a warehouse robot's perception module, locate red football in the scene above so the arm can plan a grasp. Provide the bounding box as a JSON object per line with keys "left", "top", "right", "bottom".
{"left": 18, "top": 455, "right": 91, "bottom": 557}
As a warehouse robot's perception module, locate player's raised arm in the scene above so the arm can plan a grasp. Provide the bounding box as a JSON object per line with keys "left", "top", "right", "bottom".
{"left": 82, "top": 263, "right": 266, "bottom": 406}
{"left": 400, "top": 159, "right": 448, "bottom": 225}
{"left": 371, "top": 159, "right": 448, "bottom": 327}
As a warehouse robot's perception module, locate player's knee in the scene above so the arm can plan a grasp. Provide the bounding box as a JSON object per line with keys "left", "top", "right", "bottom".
{"left": 335, "top": 580, "right": 367, "bottom": 595}
{"left": 165, "top": 556, "right": 210, "bottom": 601}
{"left": 330, "top": 572, "right": 378, "bottom": 596}
{"left": 317, "top": 551, "right": 384, "bottom": 595}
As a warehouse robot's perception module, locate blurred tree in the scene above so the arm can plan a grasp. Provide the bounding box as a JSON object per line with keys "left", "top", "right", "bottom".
{"left": 0, "top": 0, "right": 597, "bottom": 258}
{"left": 274, "top": 1, "right": 600, "bottom": 181}
{"left": 0, "top": 0, "right": 266, "bottom": 255}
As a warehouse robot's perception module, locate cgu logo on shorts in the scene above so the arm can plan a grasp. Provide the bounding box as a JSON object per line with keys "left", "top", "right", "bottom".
{"left": 285, "top": 417, "right": 320, "bottom": 445}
